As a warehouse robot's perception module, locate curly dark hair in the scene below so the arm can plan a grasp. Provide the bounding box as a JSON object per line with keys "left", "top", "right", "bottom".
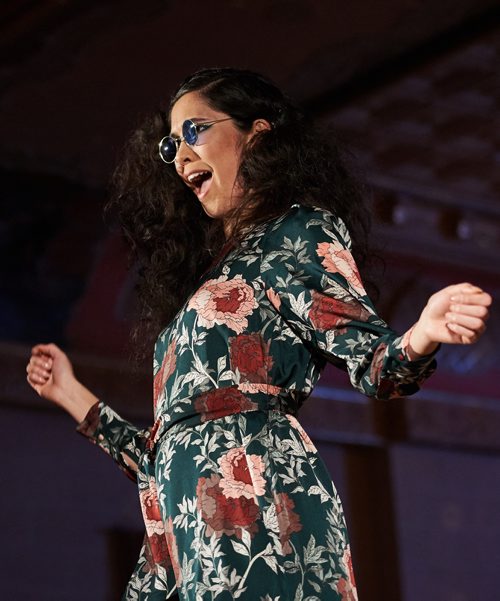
{"left": 108, "top": 67, "right": 373, "bottom": 354}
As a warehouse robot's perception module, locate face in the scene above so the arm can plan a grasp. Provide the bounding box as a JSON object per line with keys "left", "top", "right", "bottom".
{"left": 169, "top": 92, "right": 251, "bottom": 234}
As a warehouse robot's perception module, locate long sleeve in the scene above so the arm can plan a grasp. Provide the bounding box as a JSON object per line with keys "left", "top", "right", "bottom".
{"left": 260, "top": 204, "right": 437, "bottom": 400}
{"left": 76, "top": 401, "right": 151, "bottom": 482}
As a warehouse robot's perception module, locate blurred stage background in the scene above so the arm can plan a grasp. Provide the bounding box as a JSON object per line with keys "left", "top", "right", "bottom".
{"left": 1, "top": 1, "right": 499, "bottom": 600}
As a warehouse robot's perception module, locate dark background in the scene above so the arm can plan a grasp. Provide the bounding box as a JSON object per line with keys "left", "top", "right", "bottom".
{"left": 1, "top": 1, "right": 499, "bottom": 600}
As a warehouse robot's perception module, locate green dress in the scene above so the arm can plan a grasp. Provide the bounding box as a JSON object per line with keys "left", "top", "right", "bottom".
{"left": 77, "top": 204, "right": 437, "bottom": 600}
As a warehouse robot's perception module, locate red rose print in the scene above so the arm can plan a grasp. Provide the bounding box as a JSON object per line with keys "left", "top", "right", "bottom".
{"left": 142, "top": 530, "right": 171, "bottom": 574}
{"left": 147, "top": 532, "right": 170, "bottom": 567}
{"left": 338, "top": 547, "right": 358, "bottom": 601}
{"left": 194, "top": 387, "right": 258, "bottom": 422}
{"left": 187, "top": 275, "right": 257, "bottom": 333}
{"left": 219, "top": 447, "right": 266, "bottom": 499}
{"left": 139, "top": 479, "right": 164, "bottom": 536}
{"left": 274, "top": 492, "right": 302, "bottom": 555}
{"left": 196, "top": 474, "right": 260, "bottom": 539}
{"left": 214, "top": 287, "right": 243, "bottom": 313}
{"left": 139, "top": 480, "right": 176, "bottom": 575}
{"left": 153, "top": 340, "right": 177, "bottom": 410}
{"left": 142, "top": 488, "right": 162, "bottom": 522}
{"left": 338, "top": 578, "right": 358, "bottom": 601}
{"left": 343, "top": 546, "right": 357, "bottom": 586}
{"left": 309, "top": 291, "right": 370, "bottom": 332}
{"left": 229, "top": 332, "right": 273, "bottom": 383}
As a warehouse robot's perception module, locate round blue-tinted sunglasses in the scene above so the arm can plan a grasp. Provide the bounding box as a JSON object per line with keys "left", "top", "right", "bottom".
{"left": 158, "top": 117, "right": 232, "bottom": 164}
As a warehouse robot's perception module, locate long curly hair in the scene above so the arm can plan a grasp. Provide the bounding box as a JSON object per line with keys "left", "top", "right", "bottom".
{"left": 108, "top": 67, "right": 373, "bottom": 354}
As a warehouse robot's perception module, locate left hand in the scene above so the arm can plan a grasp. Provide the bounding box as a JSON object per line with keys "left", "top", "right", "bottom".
{"left": 408, "top": 282, "right": 492, "bottom": 357}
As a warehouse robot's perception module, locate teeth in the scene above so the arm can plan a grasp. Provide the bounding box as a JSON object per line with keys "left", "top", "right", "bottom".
{"left": 187, "top": 171, "right": 210, "bottom": 183}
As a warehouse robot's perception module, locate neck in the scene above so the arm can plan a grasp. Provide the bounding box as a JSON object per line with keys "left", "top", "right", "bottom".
{"left": 223, "top": 217, "right": 234, "bottom": 240}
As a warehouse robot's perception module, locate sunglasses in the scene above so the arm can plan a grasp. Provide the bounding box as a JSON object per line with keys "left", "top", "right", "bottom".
{"left": 158, "top": 117, "right": 232, "bottom": 164}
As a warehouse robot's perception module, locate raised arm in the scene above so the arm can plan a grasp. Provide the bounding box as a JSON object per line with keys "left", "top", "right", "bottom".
{"left": 26, "top": 343, "right": 150, "bottom": 481}
{"left": 260, "top": 205, "right": 490, "bottom": 400}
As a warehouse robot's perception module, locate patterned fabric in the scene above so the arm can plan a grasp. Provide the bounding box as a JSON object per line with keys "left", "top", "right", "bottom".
{"left": 77, "top": 204, "right": 437, "bottom": 600}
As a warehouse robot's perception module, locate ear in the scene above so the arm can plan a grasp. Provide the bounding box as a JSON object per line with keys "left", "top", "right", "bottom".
{"left": 251, "top": 119, "right": 272, "bottom": 134}
{"left": 246, "top": 118, "right": 272, "bottom": 143}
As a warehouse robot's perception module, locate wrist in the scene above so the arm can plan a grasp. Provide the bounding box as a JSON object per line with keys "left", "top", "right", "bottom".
{"left": 406, "top": 322, "right": 439, "bottom": 360}
{"left": 54, "top": 379, "right": 99, "bottom": 423}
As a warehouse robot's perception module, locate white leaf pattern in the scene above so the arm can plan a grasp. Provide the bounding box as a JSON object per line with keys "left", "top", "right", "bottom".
{"left": 83, "top": 204, "right": 435, "bottom": 600}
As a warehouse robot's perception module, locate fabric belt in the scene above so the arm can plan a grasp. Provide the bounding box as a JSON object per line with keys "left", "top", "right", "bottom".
{"left": 146, "top": 385, "right": 307, "bottom": 455}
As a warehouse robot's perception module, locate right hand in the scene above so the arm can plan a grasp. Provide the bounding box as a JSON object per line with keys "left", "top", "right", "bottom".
{"left": 27, "top": 343, "right": 98, "bottom": 421}
{"left": 27, "top": 343, "right": 75, "bottom": 405}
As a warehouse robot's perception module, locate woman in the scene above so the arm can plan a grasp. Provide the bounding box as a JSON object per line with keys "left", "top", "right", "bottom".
{"left": 27, "top": 68, "right": 491, "bottom": 600}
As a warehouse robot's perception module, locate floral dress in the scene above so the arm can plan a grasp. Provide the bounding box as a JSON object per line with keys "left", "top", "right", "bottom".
{"left": 77, "top": 204, "right": 437, "bottom": 600}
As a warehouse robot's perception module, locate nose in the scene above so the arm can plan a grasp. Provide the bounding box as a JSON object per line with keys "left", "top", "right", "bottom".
{"left": 175, "top": 138, "right": 198, "bottom": 167}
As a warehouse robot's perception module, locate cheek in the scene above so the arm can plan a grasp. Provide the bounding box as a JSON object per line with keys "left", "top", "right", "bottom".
{"left": 222, "top": 149, "right": 244, "bottom": 184}
{"left": 209, "top": 133, "right": 247, "bottom": 191}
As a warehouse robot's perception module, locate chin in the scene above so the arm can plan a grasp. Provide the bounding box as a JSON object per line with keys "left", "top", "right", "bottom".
{"left": 201, "top": 200, "right": 230, "bottom": 220}
{"left": 200, "top": 203, "right": 218, "bottom": 217}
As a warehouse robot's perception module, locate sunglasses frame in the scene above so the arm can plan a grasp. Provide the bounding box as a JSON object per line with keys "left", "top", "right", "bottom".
{"left": 158, "top": 117, "right": 233, "bottom": 164}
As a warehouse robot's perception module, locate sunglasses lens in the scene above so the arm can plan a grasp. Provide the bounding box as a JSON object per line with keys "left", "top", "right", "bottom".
{"left": 183, "top": 120, "right": 198, "bottom": 146}
{"left": 159, "top": 137, "right": 177, "bottom": 163}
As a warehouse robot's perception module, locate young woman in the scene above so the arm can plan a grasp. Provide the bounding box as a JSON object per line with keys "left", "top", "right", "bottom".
{"left": 26, "top": 68, "right": 491, "bottom": 600}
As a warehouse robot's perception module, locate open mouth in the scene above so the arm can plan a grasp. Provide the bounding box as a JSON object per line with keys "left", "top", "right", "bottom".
{"left": 187, "top": 171, "right": 212, "bottom": 199}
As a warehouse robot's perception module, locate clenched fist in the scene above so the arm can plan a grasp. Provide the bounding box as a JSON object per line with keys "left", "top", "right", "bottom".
{"left": 26, "top": 343, "right": 98, "bottom": 423}
{"left": 408, "top": 283, "right": 492, "bottom": 358}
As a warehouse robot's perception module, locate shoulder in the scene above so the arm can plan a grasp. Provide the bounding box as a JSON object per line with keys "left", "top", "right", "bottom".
{"left": 260, "top": 203, "right": 353, "bottom": 252}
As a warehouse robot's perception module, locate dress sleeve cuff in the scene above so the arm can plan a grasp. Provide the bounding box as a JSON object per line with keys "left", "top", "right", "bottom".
{"left": 75, "top": 400, "right": 102, "bottom": 440}
{"left": 398, "top": 325, "right": 441, "bottom": 363}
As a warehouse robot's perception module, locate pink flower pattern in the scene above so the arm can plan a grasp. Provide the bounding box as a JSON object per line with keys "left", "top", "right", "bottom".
{"left": 219, "top": 447, "right": 266, "bottom": 499}
{"left": 286, "top": 414, "right": 317, "bottom": 453}
{"left": 196, "top": 474, "right": 260, "bottom": 539}
{"left": 80, "top": 205, "right": 437, "bottom": 599}
{"left": 317, "top": 241, "right": 366, "bottom": 296}
{"left": 265, "top": 287, "right": 281, "bottom": 310}
{"left": 139, "top": 478, "right": 164, "bottom": 537}
{"left": 309, "top": 290, "right": 371, "bottom": 333}
{"left": 338, "top": 545, "right": 358, "bottom": 601}
{"left": 237, "top": 382, "right": 282, "bottom": 394}
{"left": 153, "top": 339, "right": 177, "bottom": 411}
{"left": 274, "top": 491, "right": 303, "bottom": 555}
{"left": 187, "top": 275, "right": 258, "bottom": 333}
